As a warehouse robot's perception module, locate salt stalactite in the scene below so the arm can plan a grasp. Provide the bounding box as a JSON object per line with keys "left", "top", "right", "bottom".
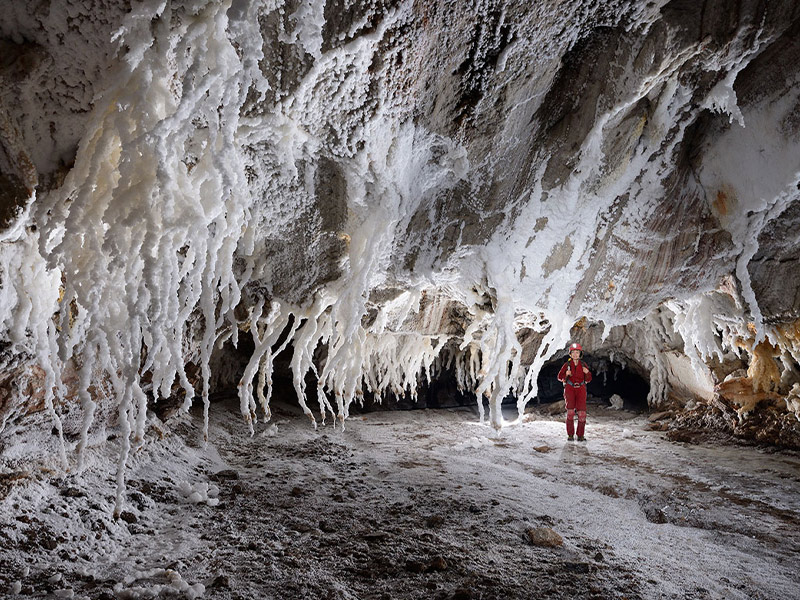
{"left": 456, "top": 304, "right": 491, "bottom": 423}
{"left": 643, "top": 310, "right": 673, "bottom": 408}
{"left": 449, "top": 342, "right": 481, "bottom": 399}
{"left": 75, "top": 346, "right": 97, "bottom": 472}
{"left": 732, "top": 198, "right": 797, "bottom": 347}
{"left": 464, "top": 19, "right": 719, "bottom": 417}
{"left": 478, "top": 16, "right": 800, "bottom": 413}
{"left": 471, "top": 299, "right": 522, "bottom": 430}
{"left": 239, "top": 284, "right": 457, "bottom": 430}
{"left": 664, "top": 287, "right": 800, "bottom": 409}
{"left": 518, "top": 313, "right": 573, "bottom": 412}
{"left": 22, "top": 0, "right": 270, "bottom": 507}
{"left": 788, "top": 384, "right": 800, "bottom": 420}
{"left": 666, "top": 296, "right": 727, "bottom": 380}
{"left": 255, "top": 307, "right": 297, "bottom": 424}
{"left": 237, "top": 299, "right": 301, "bottom": 432}
{"left": 250, "top": 118, "right": 471, "bottom": 426}
{"left": 360, "top": 331, "right": 447, "bottom": 405}
{"left": 40, "top": 317, "right": 69, "bottom": 470}
{"left": 696, "top": 33, "right": 800, "bottom": 346}
{"left": 772, "top": 322, "right": 800, "bottom": 396}
{"left": 291, "top": 297, "right": 336, "bottom": 425}
{"left": 0, "top": 227, "right": 66, "bottom": 462}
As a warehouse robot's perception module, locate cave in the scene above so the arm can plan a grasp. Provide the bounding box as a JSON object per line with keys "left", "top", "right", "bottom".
{"left": 2, "top": 1, "right": 800, "bottom": 599}
{"left": 536, "top": 357, "right": 650, "bottom": 411}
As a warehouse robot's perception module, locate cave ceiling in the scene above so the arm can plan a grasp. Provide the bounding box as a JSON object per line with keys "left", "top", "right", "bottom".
{"left": 0, "top": 0, "right": 799, "bottom": 436}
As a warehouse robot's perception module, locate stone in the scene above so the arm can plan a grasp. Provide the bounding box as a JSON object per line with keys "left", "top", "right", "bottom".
{"left": 210, "top": 470, "right": 239, "bottom": 482}
{"left": 319, "top": 520, "right": 336, "bottom": 533}
{"left": 362, "top": 531, "right": 389, "bottom": 542}
{"left": 564, "top": 561, "right": 592, "bottom": 573}
{"left": 404, "top": 560, "right": 425, "bottom": 574}
{"left": 59, "top": 487, "right": 85, "bottom": 498}
{"left": 424, "top": 515, "right": 444, "bottom": 528}
{"left": 648, "top": 411, "right": 674, "bottom": 422}
{"left": 118, "top": 512, "right": 137, "bottom": 524}
{"left": 230, "top": 482, "right": 249, "bottom": 495}
{"left": 39, "top": 537, "right": 58, "bottom": 550}
{"left": 525, "top": 527, "right": 563, "bottom": 548}
{"left": 645, "top": 422, "right": 669, "bottom": 432}
{"left": 426, "top": 556, "right": 448, "bottom": 572}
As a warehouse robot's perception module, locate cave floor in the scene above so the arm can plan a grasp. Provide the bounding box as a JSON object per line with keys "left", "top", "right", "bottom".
{"left": 1, "top": 399, "right": 799, "bottom": 600}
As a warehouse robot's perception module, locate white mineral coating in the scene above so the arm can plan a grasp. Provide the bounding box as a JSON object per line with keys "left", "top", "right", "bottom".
{"left": 0, "top": 1, "right": 799, "bottom": 490}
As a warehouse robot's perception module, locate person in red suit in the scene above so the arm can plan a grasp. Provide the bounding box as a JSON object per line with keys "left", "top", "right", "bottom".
{"left": 557, "top": 343, "right": 592, "bottom": 441}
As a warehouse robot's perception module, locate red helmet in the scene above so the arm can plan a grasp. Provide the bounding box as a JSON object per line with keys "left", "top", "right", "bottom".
{"left": 569, "top": 343, "right": 582, "bottom": 352}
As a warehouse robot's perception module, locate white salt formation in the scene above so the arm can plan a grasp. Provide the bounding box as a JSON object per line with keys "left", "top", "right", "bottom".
{"left": 0, "top": 0, "right": 799, "bottom": 507}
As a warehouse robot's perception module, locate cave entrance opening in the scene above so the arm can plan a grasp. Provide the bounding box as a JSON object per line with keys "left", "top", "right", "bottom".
{"left": 534, "top": 356, "right": 650, "bottom": 412}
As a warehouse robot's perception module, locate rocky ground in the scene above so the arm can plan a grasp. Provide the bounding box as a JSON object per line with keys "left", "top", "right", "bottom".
{"left": 663, "top": 396, "right": 800, "bottom": 450}
{"left": 1, "top": 397, "right": 799, "bottom": 599}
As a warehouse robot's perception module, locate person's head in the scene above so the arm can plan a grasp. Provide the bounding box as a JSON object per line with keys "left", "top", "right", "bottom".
{"left": 568, "top": 342, "right": 582, "bottom": 360}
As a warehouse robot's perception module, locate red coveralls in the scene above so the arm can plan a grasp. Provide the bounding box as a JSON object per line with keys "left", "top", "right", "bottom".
{"left": 557, "top": 358, "right": 592, "bottom": 438}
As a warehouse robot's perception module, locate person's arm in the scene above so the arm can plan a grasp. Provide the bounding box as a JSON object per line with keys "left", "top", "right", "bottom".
{"left": 582, "top": 363, "right": 592, "bottom": 383}
{"left": 557, "top": 361, "right": 570, "bottom": 382}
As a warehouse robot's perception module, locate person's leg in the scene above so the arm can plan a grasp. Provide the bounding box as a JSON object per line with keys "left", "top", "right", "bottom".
{"left": 564, "top": 387, "right": 576, "bottom": 438}
{"left": 576, "top": 388, "right": 587, "bottom": 439}
{"left": 576, "top": 411, "right": 586, "bottom": 439}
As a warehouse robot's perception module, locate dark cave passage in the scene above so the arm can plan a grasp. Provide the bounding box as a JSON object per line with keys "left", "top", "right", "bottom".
{"left": 535, "top": 356, "right": 650, "bottom": 412}
{"left": 208, "top": 336, "right": 479, "bottom": 413}
{"left": 209, "top": 335, "right": 650, "bottom": 415}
